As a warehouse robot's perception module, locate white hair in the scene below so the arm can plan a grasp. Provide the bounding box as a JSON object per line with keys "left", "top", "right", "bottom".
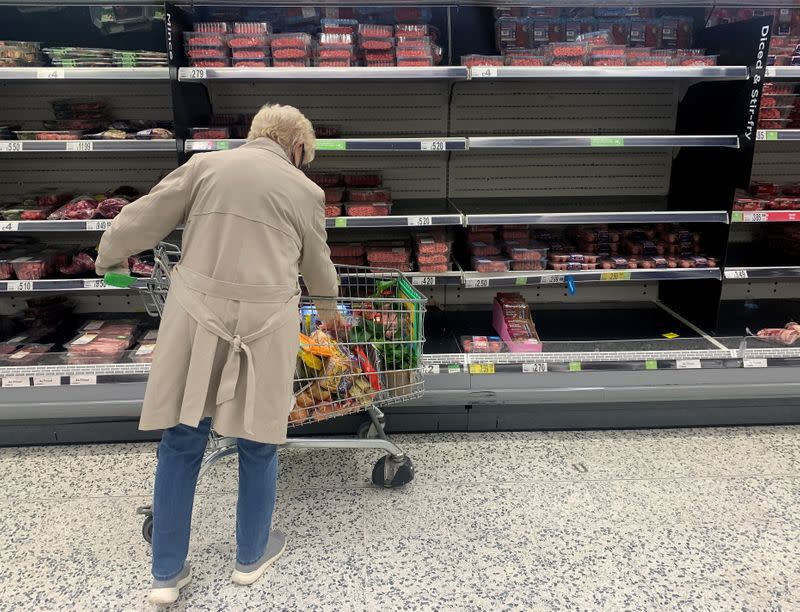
{"left": 247, "top": 103, "right": 316, "bottom": 164}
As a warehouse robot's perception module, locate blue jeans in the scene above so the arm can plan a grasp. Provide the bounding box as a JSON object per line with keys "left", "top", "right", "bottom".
{"left": 151, "top": 417, "right": 279, "bottom": 580}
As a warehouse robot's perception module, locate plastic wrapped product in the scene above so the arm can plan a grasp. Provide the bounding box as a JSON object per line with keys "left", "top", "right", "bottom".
{"left": 329, "top": 243, "right": 365, "bottom": 257}
{"left": 344, "top": 202, "right": 392, "bottom": 216}
{"left": 80, "top": 320, "right": 138, "bottom": 336}
{"left": 551, "top": 262, "right": 583, "bottom": 271}
{"left": 343, "top": 173, "right": 381, "bottom": 187}
{"left": 226, "top": 34, "right": 269, "bottom": 49}
{"left": 324, "top": 205, "right": 342, "bottom": 218}
{"left": 505, "top": 54, "right": 548, "bottom": 66}
{"left": 639, "top": 256, "right": 668, "bottom": 269}
{"left": 233, "top": 59, "right": 269, "bottom": 67}
{"left": 323, "top": 188, "right": 345, "bottom": 204}
{"left": 472, "top": 256, "right": 510, "bottom": 272}
{"left": 592, "top": 55, "right": 626, "bottom": 66}
{"left": 395, "top": 24, "right": 429, "bottom": 38}
{"left": 194, "top": 22, "right": 229, "bottom": 33}
{"left": 129, "top": 253, "right": 154, "bottom": 276}
{"left": 189, "top": 59, "right": 229, "bottom": 67}
{"left": 469, "top": 241, "right": 501, "bottom": 257}
{"left": 331, "top": 255, "right": 365, "bottom": 266}
{"left": 510, "top": 260, "right": 547, "bottom": 271}
{"left": 462, "top": 54, "right": 504, "bottom": 67}
{"left": 271, "top": 33, "right": 312, "bottom": 48}
{"left": 59, "top": 251, "right": 95, "bottom": 275}
{"left": 417, "top": 263, "right": 450, "bottom": 273}
{"left": 273, "top": 48, "right": 311, "bottom": 60}
{"left": 593, "top": 45, "right": 627, "bottom": 56}
{"left": 346, "top": 188, "right": 391, "bottom": 202}
{"left": 575, "top": 30, "right": 613, "bottom": 45}
{"left": 131, "top": 342, "right": 157, "bottom": 363}
{"left": 186, "top": 47, "right": 229, "bottom": 59}
{"left": 2, "top": 343, "right": 53, "bottom": 365}
{"left": 318, "top": 47, "right": 355, "bottom": 60}
{"left": 232, "top": 49, "right": 269, "bottom": 60}
{"left": 11, "top": 256, "right": 49, "bottom": 280}
{"left": 48, "top": 197, "right": 98, "bottom": 220}
{"left": 679, "top": 55, "right": 718, "bottom": 66}
{"left": 600, "top": 257, "right": 630, "bottom": 269}
{"left": 184, "top": 32, "right": 226, "bottom": 47}
{"left": 461, "top": 335, "right": 506, "bottom": 353}
{"left": 359, "top": 24, "right": 393, "bottom": 39}
{"left": 190, "top": 127, "right": 230, "bottom": 139}
{"left": 321, "top": 19, "right": 359, "bottom": 35}
{"left": 316, "top": 59, "right": 354, "bottom": 67}
{"left": 416, "top": 252, "right": 449, "bottom": 265}
{"left": 35, "top": 193, "right": 73, "bottom": 208}
{"left": 627, "top": 56, "right": 673, "bottom": 66}
{"left": 548, "top": 42, "right": 588, "bottom": 58}
{"left": 508, "top": 246, "right": 548, "bottom": 262}
{"left": 96, "top": 197, "right": 129, "bottom": 219}
{"left": 366, "top": 244, "right": 411, "bottom": 264}
{"left": 415, "top": 236, "right": 451, "bottom": 255}
{"left": 500, "top": 228, "right": 529, "bottom": 240}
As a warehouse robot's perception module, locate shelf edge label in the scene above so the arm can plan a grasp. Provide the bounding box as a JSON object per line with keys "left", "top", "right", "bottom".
{"left": 590, "top": 136, "right": 625, "bottom": 147}
{"left": 33, "top": 375, "right": 61, "bottom": 387}
{"left": 465, "top": 278, "right": 490, "bottom": 289}
{"left": 469, "top": 363, "right": 495, "bottom": 374}
{"left": 316, "top": 139, "right": 347, "bottom": 151}
{"left": 0, "top": 221, "right": 19, "bottom": 231}
{"left": 600, "top": 271, "right": 631, "bottom": 281}
{"left": 743, "top": 358, "right": 768, "bottom": 368}
{"left": 522, "top": 362, "right": 547, "bottom": 373}
{"left": 6, "top": 280, "right": 34, "bottom": 291}
{"left": 70, "top": 374, "right": 97, "bottom": 386}
{"left": 2, "top": 376, "right": 30, "bottom": 388}
{"left": 724, "top": 269, "right": 748, "bottom": 279}
{"left": 37, "top": 68, "right": 65, "bottom": 79}
{"left": 471, "top": 66, "right": 498, "bottom": 78}
{"left": 676, "top": 359, "right": 701, "bottom": 369}
{"left": 66, "top": 141, "right": 93, "bottom": 152}
{"left": 0, "top": 141, "right": 23, "bottom": 153}
{"left": 412, "top": 276, "right": 436, "bottom": 286}
{"left": 568, "top": 362, "right": 582, "bottom": 372}
{"left": 420, "top": 139, "right": 446, "bottom": 152}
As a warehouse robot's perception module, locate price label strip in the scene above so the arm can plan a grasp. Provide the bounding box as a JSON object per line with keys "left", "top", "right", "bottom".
{"left": 70, "top": 374, "right": 97, "bottom": 386}
{"left": 0, "top": 221, "right": 19, "bottom": 231}
{"left": 86, "top": 219, "right": 113, "bottom": 231}
{"left": 2, "top": 376, "right": 30, "bottom": 388}
{"left": 83, "top": 279, "right": 107, "bottom": 289}
{"left": 6, "top": 280, "right": 34, "bottom": 291}
{"left": 724, "top": 269, "right": 749, "bottom": 279}
{"left": 743, "top": 358, "right": 768, "bottom": 368}
{"left": 65, "top": 141, "right": 93, "bottom": 152}
{"left": 539, "top": 274, "right": 565, "bottom": 285}
{"left": 465, "top": 278, "right": 490, "bottom": 289}
{"left": 522, "top": 362, "right": 548, "bottom": 373}
{"left": 407, "top": 216, "right": 432, "bottom": 226}
{"left": 471, "top": 66, "right": 498, "bottom": 78}
{"left": 0, "top": 141, "right": 23, "bottom": 153}
{"left": 600, "top": 271, "right": 632, "bottom": 281}
{"left": 187, "top": 68, "right": 207, "bottom": 80}
{"left": 33, "top": 375, "right": 61, "bottom": 387}
{"left": 36, "top": 68, "right": 65, "bottom": 79}
{"left": 676, "top": 359, "right": 702, "bottom": 369}
{"left": 412, "top": 276, "right": 436, "bottom": 286}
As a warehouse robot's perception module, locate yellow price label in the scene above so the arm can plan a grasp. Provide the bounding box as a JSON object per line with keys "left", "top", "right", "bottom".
{"left": 662, "top": 332, "right": 680, "bottom": 339}
{"left": 600, "top": 271, "right": 631, "bottom": 281}
{"left": 469, "top": 363, "right": 495, "bottom": 374}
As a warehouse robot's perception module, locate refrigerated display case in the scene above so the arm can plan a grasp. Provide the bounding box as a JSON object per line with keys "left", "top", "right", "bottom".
{"left": 1, "top": 1, "right": 799, "bottom": 444}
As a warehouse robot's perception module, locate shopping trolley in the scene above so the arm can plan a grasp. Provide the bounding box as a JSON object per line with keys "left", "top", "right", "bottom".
{"left": 106, "top": 242, "right": 426, "bottom": 544}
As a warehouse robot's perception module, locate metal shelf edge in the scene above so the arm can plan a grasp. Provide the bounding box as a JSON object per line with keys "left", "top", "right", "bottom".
{"left": 469, "top": 65, "right": 748, "bottom": 80}
{"left": 0, "top": 67, "right": 168, "bottom": 81}
{"left": 464, "top": 210, "right": 729, "bottom": 225}
{"left": 179, "top": 66, "right": 468, "bottom": 81}
{"left": 0, "top": 139, "right": 177, "bottom": 153}
{"left": 468, "top": 135, "right": 740, "bottom": 149}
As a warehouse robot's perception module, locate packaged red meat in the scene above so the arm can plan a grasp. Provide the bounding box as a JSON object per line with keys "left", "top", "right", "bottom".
{"left": 343, "top": 173, "right": 381, "bottom": 187}
{"left": 768, "top": 198, "right": 800, "bottom": 210}
{"left": 591, "top": 56, "right": 626, "bottom": 66}
{"left": 194, "top": 22, "right": 230, "bottom": 33}
{"left": 461, "top": 335, "right": 506, "bottom": 353}
{"left": 756, "top": 327, "right": 800, "bottom": 346}
{"left": 273, "top": 50, "right": 311, "bottom": 61}
{"left": 129, "top": 253, "right": 154, "bottom": 276}
{"left": 233, "top": 60, "right": 269, "bottom": 67}
{"left": 319, "top": 32, "right": 354, "bottom": 46}
{"left": 551, "top": 262, "right": 583, "bottom": 271}
{"left": 366, "top": 243, "right": 411, "bottom": 264}
{"left": 395, "top": 24, "right": 429, "bottom": 38}
{"left": 505, "top": 54, "right": 547, "bottom": 67}
{"left": 59, "top": 251, "right": 95, "bottom": 275}
{"left": 344, "top": 202, "right": 392, "bottom": 217}
{"left": 189, "top": 127, "right": 230, "bottom": 139}
{"left": 397, "top": 58, "right": 434, "bottom": 67}
{"left": 324, "top": 205, "right": 342, "bottom": 218}
{"left": 417, "top": 263, "right": 450, "bottom": 273}
{"left": 18, "top": 206, "right": 57, "bottom": 220}
{"left": 35, "top": 193, "right": 72, "bottom": 208}
{"left": 416, "top": 236, "right": 451, "bottom": 255}
{"left": 346, "top": 188, "right": 391, "bottom": 202}
{"left": 678, "top": 55, "right": 717, "bottom": 66}
{"left": 184, "top": 32, "right": 226, "bottom": 47}
{"left": 548, "top": 42, "right": 588, "bottom": 58}
{"left": 679, "top": 256, "right": 709, "bottom": 268}
{"left": 329, "top": 243, "right": 365, "bottom": 257}
{"left": 11, "top": 256, "right": 50, "bottom": 280}
{"left": 575, "top": 30, "right": 613, "bottom": 46}
{"left": 318, "top": 47, "right": 355, "bottom": 60}
{"left": 500, "top": 228, "right": 529, "bottom": 240}
{"left": 639, "top": 256, "right": 668, "bottom": 269}
{"left": 47, "top": 197, "right": 98, "bottom": 220}
{"left": 508, "top": 245, "right": 547, "bottom": 262}
{"left": 510, "top": 260, "right": 547, "bottom": 271}
{"left": 271, "top": 33, "right": 312, "bottom": 48}
{"left": 189, "top": 59, "right": 229, "bottom": 68}
{"left": 462, "top": 54, "right": 504, "bottom": 67}
{"left": 80, "top": 319, "right": 138, "bottom": 336}
{"left": 466, "top": 230, "right": 495, "bottom": 243}
{"left": 232, "top": 49, "right": 269, "bottom": 60}
{"left": 96, "top": 197, "right": 129, "bottom": 219}
{"left": 322, "top": 19, "right": 358, "bottom": 35}
{"left": 233, "top": 22, "right": 270, "bottom": 34}
{"left": 782, "top": 183, "right": 800, "bottom": 196}
{"left": 627, "top": 56, "right": 673, "bottom": 66}
{"left": 226, "top": 34, "right": 269, "bottom": 49}
{"left": 307, "top": 172, "right": 341, "bottom": 187}
{"left": 323, "top": 188, "right": 345, "bottom": 204}
{"left": 2, "top": 343, "right": 53, "bottom": 365}
{"left": 331, "top": 255, "right": 367, "bottom": 266}
{"left": 472, "top": 256, "right": 510, "bottom": 272}
{"left": 359, "top": 24, "right": 393, "bottom": 39}
{"left": 315, "top": 59, "right": 355, "bottom": 67}
{"left": 131, "top": 342, "right": 157, "bottom": 363}
{"left": 14, "top": 130, "right": 84, "bottom": 141}
{"left": 469, "top": 241, "right": 501, "bottom": 256}
{"left": 416, "top": 252, "right": 449, "bottom": 265}
{"left": 750, "top": 182, "right": 780, "bottom": 197}
{"left": 186, "top": 47, "right": 229, "bottom": 59}
{"left": 600, "top": 257, "right": 630, "bottom": 269}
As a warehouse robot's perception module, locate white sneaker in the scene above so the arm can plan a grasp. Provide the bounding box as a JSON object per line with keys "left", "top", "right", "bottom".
{"left": 231, "top": 530, "right": 287, "bottom": 586}
{"left": 148, "top": 562, "right": 192, "bottom": 606}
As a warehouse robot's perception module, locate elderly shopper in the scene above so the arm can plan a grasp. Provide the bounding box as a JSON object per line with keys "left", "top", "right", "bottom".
{"left": 95, "top": 103, "right": 338, "bottom": 606}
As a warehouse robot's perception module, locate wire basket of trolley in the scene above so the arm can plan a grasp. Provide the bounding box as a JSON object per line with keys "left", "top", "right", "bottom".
{"left": 105, "top": 241, "right": 427, "bottom": 544}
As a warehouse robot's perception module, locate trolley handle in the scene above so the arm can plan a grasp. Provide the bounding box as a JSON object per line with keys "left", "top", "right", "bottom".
{"left": 104, "top": 272, "right": 138, "bottom": 289}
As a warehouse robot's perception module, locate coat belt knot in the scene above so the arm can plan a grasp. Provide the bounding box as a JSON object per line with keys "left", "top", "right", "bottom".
{"left": 231, "top": 335, "right": 243, "bottom": 353}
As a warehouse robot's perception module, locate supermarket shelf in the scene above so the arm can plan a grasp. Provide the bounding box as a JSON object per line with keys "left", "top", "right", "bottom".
{"left": 468, "top": 135, "right": 739, "bottom": 149}
{"left": 185, "top": 138, "right": 467, "bottom": 153}
{"left": 765, "top": 66, "right": 800, "bottom": 80}
{"left": 468, "top": 66, "right": 748, "bottom": 81}
{"left": 0, "top": 67, "right": 168, "bottom": 81}
{"left": 327, "top": 200, "right": 462, "bottom": 228}
{"left": 0, "top": 278, "right": 143, "bottom": 292}
{"left": 179, "top": 66, "right": 469, "bottom": 81}
{"left": 0, "top": 139, "right": 177, "bottom": 153}
{"left": 731, "top": 210, "right": 800, "bottom": 223}
{"left": 455, "top": 197, "right": 728, "bottom": 225}
{"left": 408, "top": 272, "right": 463, "bottom": 286}
{"left": 462, "top": 267, "right": 721, "bottom": 288}
{"left": 1, "top": 0, "right": 795, "bottom": 6}
{"left": 724, "top": 266, "right": 800, "bottom": 280}
{"left": 756, "top": 130, "right": 800, "bottom": 142}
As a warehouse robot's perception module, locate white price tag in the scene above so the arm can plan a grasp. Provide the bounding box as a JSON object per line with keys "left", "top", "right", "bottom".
{"left": 522, "top": 362, "right": 548, "bottom": 373}
{"left": 0, "top": 221, "right": 19, "bottom": 231}
{"left": 36, "top": 68, "right": 65, "bottom": 79}
{"left": 421, "top": 364, "right": 440, "bottom": 375}
{"left": 724, "top": 269, "right": 749, "bottom": 279}
{"left": 472, "top": 66, "right": 498, "bottom": 78}
{"left": 420, "top": 139, "right": 446, "bottom": 152}
{"left": 33, "top": 375, "right": 61, "bottom": 387}
{"left": 83, "top": 279, "right": 106, "bottom": 289}
{"left": 2, "top": 376, "right": 30, "bottom": 388}
{"left": 465, "top": 278, "right": 490, "bottom": 289}
{"left": 6, "top": 280, "right": 34, "bottom": 291}
{"left": 70, "top": 374, "right": 97, "bottom": 386}
{"left": 743, "top": 358, "right": 768, "bottom": 368}
{"left": 408, "top": 216, "right": 432, "bottom": 226}
{"left": 192, "top": 141, "right": 216, "bottom": 151}
{"left": 765, "top": 67, "right": 776, "bottom": 78}
{"left": 412, "top": 276, "right": 436, "bottom": 286}
{"left": 66, "top": 141, "right": 93, "bottom": 152}
{"left": 756, "top": 130, "right": 767, "bottom": 141}
{"left": 86, "top": 219, "right": 113, "bottom": 231}
{"left": 540, "top": 274, "right": 565, "bottom": 285}
{"left": 676, "top": 359, "right": 702, "bottom": 369}
{"left": 0, "top": 141, "right": 23, "bottom": 153}
{"left": 743, "top": 212, "right": 768, "bottom": 222}
{"left": 186, "top": 67, "right": 207, "bottom": 80}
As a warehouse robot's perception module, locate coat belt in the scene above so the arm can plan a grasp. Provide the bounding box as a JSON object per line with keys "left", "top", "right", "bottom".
{"left": 170, "top": 265, "right": 299, "bottom": 435}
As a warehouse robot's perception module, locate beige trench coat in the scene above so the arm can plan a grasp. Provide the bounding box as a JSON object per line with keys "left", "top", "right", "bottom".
{"left": 96, "top": 138, "right": 338, "bottom": 443}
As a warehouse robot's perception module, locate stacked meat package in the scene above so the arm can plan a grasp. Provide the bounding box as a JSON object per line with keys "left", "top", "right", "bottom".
{"left": 65, "top": 319, "right": 138, "bottom": 364}
{"left": 366, "top": 241, "right": 412, "bottom": 272}
{"left": 735, "top": 183, "right": 800, "bottom": 211}
{"left": 467, "top": 225, "right": 548, "bottom": 272}
{"left": 758, "top": 82, "right": 800, "bottom": 130}
{"left": 131, "top": 329, "right": 158, "bottom": 363}
{"left": 415, "top": 230, "right": 451, "bottom": 273}
{"left": 307, "top": 172, "right": 390, "bottom": 218}
{"left": 0, "top": 296, "right": 71, "bottom": 364}
{"left": 329, "top": 242, "right": 366, "bottom": 267}
{"left": 185, "top": 22, "right": 273, "bottom": 68}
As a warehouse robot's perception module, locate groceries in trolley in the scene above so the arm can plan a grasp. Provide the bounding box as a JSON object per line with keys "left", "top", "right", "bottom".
{"left": 291, "top": 277, "right": 424, "bottom": 426}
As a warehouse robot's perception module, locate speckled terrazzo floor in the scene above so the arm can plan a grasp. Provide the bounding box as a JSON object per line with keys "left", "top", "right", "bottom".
{"left": 0, "top": 426, "right": 798, "bottom": 612}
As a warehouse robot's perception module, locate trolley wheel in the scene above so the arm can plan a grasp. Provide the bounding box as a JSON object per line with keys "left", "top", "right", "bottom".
{"left": 142, "top": 514, "right": 153, "bottom": 544}
{"left": 372, "top": 455, "right": 415, "bottom": 488}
